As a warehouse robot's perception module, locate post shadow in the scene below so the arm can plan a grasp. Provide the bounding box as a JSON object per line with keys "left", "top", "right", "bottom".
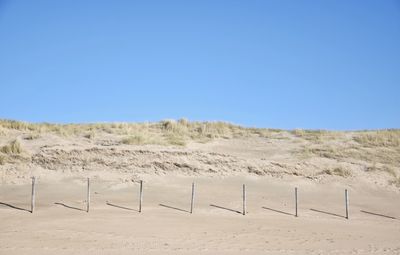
{"left": 106, "top": 201, "right": 138, "bottom": 212}
{"left": 262, "top": 206, "right": 294, "bottom": 216}
{"left": 360, "top": 210, "right": 396, "bottom": 220}
{"left": 310, "top": 208, "right": 346, "bottom": 219}
{"left": 209, "top": 204, "right": 242, "bottom": 214}
{"left": 54, "top": 202, "right": 85, "bottom": 211}
{"left": 159, "top": 203, "right": 190, "bottom": 213}
{"left": 0, "top": 202, "right": 31, "bottom": 213}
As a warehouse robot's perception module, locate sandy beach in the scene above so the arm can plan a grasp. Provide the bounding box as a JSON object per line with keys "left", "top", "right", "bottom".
{"left": 1, "top": 175, "right": 400, "bottom": 255}
{"left": 1, "top": 1, "right": 399, "bottom": 253}
{"left": 1, "top": 121, "right": 399, "bottom": 254}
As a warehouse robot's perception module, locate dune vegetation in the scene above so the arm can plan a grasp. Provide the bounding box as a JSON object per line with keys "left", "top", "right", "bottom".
{"left": 0, "top": 119, "right": 284, "bottom": 146}
{"left": 0, "top": 119, "right": 399, "bottom": 186}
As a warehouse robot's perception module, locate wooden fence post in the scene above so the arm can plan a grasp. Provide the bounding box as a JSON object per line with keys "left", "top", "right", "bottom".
{"left": 295, "top": 187, "right": 298, "bottom": 217}
{"left": 190, "top": 182, "right": 195, "bottom": 214}
{"left": 139, "top": 180, "right": 143, "bottom": 213}
{"left": 345, "top": 189, "right": 349, "bottom": 219}
{"left": 31, "top": 176, "right": 36, "bottom": 213}
{"left": 243, "top": 184, "right": 246, "bottom": 215}
{"left": 86, "top": 178, "right": 90, "bottom": 213}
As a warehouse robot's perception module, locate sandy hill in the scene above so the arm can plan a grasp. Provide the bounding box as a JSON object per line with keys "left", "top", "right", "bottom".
{"left": 1, "top": 119, "right": 400, "bottom": 254}
{"left": 0, "top": 119, "right": 399, "bottom": 188}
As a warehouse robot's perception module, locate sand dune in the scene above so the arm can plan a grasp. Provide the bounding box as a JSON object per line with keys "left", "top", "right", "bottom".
{"left": 0, "top": 120, "right": 399, "bottom": 254}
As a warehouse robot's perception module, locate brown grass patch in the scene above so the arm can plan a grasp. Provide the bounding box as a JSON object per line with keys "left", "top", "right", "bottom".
{"left": 321, "top": 167, "right": 351, "bottom": 177}
{"left": 353, "top": 130, "right": 400, "bottom": 147}
{"left": 0, "top": 154, "right": 6, "bottom": 165}
{"left": 291, "top": 129, "right": 341, "bottom": 142}
{"left": 0, "top": 140, "right": 23, "bottom": 154}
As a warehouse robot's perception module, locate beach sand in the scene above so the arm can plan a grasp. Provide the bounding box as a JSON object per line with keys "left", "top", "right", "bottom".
{"left": 1, "top": 122, "right": 399, "bottom": 254}
{"left": 1, "top": 175, "right": 399, "bottom": 255}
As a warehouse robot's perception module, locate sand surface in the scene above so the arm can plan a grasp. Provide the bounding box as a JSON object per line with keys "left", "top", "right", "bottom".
{"left": 1, "top": 123, "right": 400, "bottom": 254}
{"left": 1, "top": 175, "right": 399, "bottom": 255}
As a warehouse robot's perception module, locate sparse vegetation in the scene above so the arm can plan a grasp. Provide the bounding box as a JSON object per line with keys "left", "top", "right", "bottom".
{"left": 366, "top": 163, "right": 397, "bottom": 177}
{"left": 291, "top": 129, "right": 341, "bottom": 142}
{"left": 300, "top": 146, "right": 342, "bottom": 159}
{"left": 321, "top": 167, "right": 351, "bottom": 177}
{"left": 121, "top": 135, "right": 147, "bottom": 145}
{"left": 0, "top": 119, "right": 278, "bottom": 146}
{"left": 353, "top": 130, "right": 400, "bottom": 147}
{"left": 0, "top": 119, "right": 399, "bottom": 152}
{"left": 1, "top": 118, "right": 400, "bottom": 188}
{"left": 299, "top": 142, "right": 400, "bottom": 168}
{"left": 390, "top": 177, "right": 400, "bottom": 187}
{"left": 0, "top": 140, "right": 23, "bottom": 154}
{"left": 24, "top": 134, "right": 40, "bottom": 140}
{"left": 84, "top": 131, "right": 95, "bottom": 140}
{"left": 165, "top": 133, "right": 186, "bottom": 146}
{"left": 0, "top": 154, "right": 5, "bottom": 165}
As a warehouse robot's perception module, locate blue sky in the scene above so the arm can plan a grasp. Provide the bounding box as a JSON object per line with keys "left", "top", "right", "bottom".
{"left": 0, "top": 1, "right": 399, "bottom": 130}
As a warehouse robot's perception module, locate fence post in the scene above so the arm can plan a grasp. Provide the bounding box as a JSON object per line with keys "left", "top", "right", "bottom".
{"left": 190, "top": 182, "right": 195, "bottom": 214}
{"left": 295, "top": 187, "right": 298, "bottom": 217}
{"left": 31, "top": 176, "right": 36, "bottom": 213}
{"left": 243, "top": 184, "right": 246, "bottom": 215}
{"left": 345, "top": 189, "right": 349, "bottom": 219}
{"left": 86, "top": 178, "right": 90, "bottom": 213}
{"left": 139, "top": 180, "right": 143, "bottom": 213}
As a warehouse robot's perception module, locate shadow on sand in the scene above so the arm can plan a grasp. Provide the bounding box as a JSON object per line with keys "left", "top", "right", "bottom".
{"left": 209, "top": 204, "right": 242, "bottom": 214}
{"left": 54, "top": 202, "right": 85, "bottom": 211}
{"left": 309, "top": 208, "right": 346, "bottom": 219}
{"left": 360, "top": 210, "right": 396, "bottom": 220}
{"left": 106, "top": 202, "right": 138, "bottom": 212}
{"left": 159, "top": 204, "right": 190, "bottom": 213}
{"left": 0, "top": 202, "right": 31, "bottom": 213}
{"left": 262, "top": 206, "right": 294, "bottom": 216}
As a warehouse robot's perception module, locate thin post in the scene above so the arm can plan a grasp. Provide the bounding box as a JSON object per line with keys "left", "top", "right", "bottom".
{"left": 31, "top": 176, "right": 36, "bottom": 213}
{"left": 242, "top": 184, "right": 246, "bottom": 215}
{"left": 139, "top": 180, "right": 143, "bottom": 213}
{"left": 190, "top": 182, "right": 195, "bottom": 214}
{"left": 295, "top": 187, "right": 298, "bottom": 217}
{"left": 345, "top": 189, "right": 349, "bottom": 219}
{"left": 86, "top": 178, "right": 90, "bottom": 213}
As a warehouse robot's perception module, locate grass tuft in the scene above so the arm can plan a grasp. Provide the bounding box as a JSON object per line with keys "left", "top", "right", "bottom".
{"left": 84, "top": 131, "right": 95, "bottom": 140}
{"left": 321, "top": 167, "right": 351, "bottom": 177}
{"left": 121, "top": 135, "right": 147, "bottom": 145}
{"left": 291, "top": 129, "right": 341, "bottom": 142}
{"left": 24, "top": 134, "right": 40, "bottom": 140}
{"left": 353, "top": 130, "right": 400, "bottom": 147}
{"left": 389, "top": 177, "right": 400, "bottom": 188}
{"left": 0, "top": 140, "right": 23, "bottom": 154}
{"left": 0, "top": 154, "right": 5, "bottom": 165}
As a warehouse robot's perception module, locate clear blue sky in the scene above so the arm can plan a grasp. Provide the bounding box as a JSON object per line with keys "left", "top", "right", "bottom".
{"left": 0, "top": 1, "right": 399, "bottom": 130}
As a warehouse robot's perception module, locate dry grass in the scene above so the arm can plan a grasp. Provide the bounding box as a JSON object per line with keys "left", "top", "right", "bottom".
{"left": 83, "top": 131, "right": 95, "bottom": 140}
{"left": 300, "top": 146, "right": 342, "bottom": 160}
{"left": 0, "top": 119, "right": 281, "bottom": 146}
{"left": 353, "top": 130, "right": 400, "bottom": 147}
{"left": 0, "top": 128, "right": 6, "bottom": 136}
{"left": 1, "top": 119, "right": 399, "bottom": 149}
{"left": 121, "top": 135, "right": 148, "bottom": 145}
{"left": 390, "top": 177, "right": 400, "bottom": 187}
{"left": 299, "top": 143, "right": 400, "bottom": 167}
{"left": 24, "top": 134, "right": 40, "bottom": 140}
{"left": 0, "top": 154, "right": 5, "bottom": 165}
{"left": 165, "top": 133, "right": 186, "bottom": 146}
{"left": 321, "top": 167, "right": 351, "bottom": 177}
{"left": 0, "top": 119, "right": 38, "bottom": 131}
{"left": 291, "top": 129, "right": 342, "bottom": 142}
{"left": 366, "top": 163, "right": 397, "bottom": 177}
{"left": 0, "top": 140, "right": 23, "bottom": 154}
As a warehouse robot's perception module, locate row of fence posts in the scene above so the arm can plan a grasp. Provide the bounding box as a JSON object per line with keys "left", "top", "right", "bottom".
{"left": 27, "top": 177, "right": 349, "bottom": 219}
